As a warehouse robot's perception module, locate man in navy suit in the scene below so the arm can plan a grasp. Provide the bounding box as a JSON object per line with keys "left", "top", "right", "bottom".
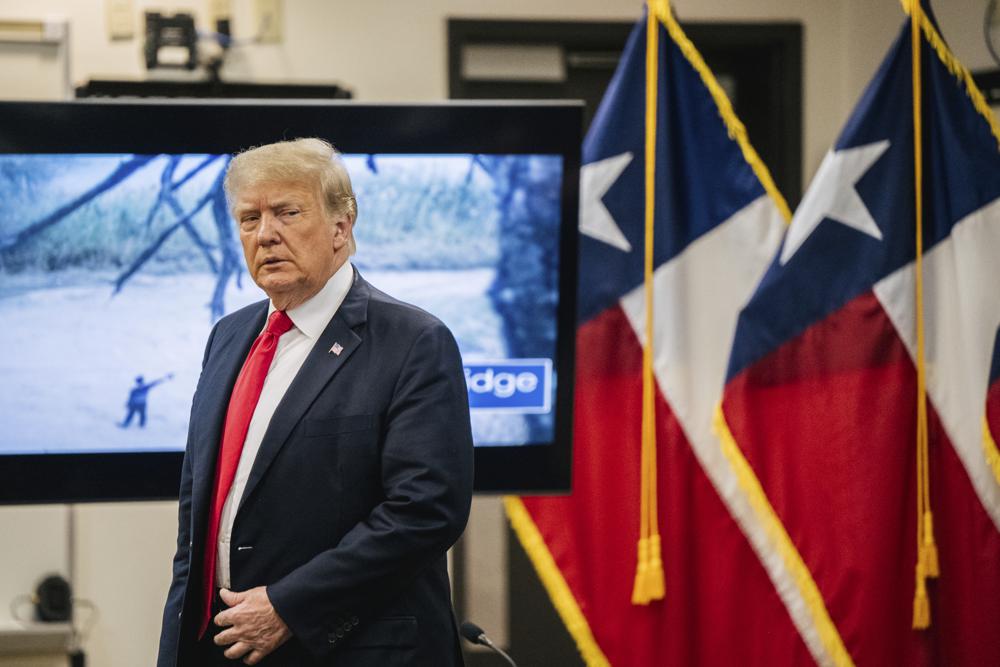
{"left": 158, "top": 138, "right": 474, "bottom": 666}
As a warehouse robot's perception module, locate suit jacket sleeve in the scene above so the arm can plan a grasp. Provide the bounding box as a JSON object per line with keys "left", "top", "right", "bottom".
{"left": 157, "top": 445, "right": 193, "bottom": 667}
{"left": 157, "top": 321, "right": 219, "bottom": 667}
{"left": 265, "top": 319, "right": 474, "bottom": 657}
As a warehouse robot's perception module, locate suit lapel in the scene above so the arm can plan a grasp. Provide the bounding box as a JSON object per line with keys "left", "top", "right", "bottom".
{"left": 237, "top": 272, "right": 370, "bottom": 513}
{"left": 190, "top": 302, "right": 268, "bottom": 521}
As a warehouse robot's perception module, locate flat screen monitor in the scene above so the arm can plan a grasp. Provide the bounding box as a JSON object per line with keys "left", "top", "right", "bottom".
{"left": 0, "top": 100, "right": 580, "bottom": 501}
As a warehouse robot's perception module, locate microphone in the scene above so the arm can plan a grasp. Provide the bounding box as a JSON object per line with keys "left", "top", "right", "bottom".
{"left": 460, "top": 620, "right": 518, "bottom": 667}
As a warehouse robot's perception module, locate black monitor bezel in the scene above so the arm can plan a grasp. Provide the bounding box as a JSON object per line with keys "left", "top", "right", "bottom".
{"left": 0, "top": 99, "right": 579, "bottom": 501}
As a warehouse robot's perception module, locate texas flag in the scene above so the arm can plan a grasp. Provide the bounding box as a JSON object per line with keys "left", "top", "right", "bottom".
{"left": 718, "top": 5, "right": 1000, "bottom": 665}
{"left": 507, "top": 5, "right": 810, "bottom": 664}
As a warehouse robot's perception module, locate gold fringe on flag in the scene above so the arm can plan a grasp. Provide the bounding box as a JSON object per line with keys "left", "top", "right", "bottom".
{"left": 631, "top": 0, "right": 668, "bottom": 605}
{"left": 899, "top": 0, "right": 1000, "bottom": 147}
{"left": 984, "top": 416, "right": 1000, "bottom": 486}
{"left": 503, "top": 497, "right": 612, "bottom": 666}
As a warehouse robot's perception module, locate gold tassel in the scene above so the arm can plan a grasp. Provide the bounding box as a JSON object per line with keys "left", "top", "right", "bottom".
{"left": 912, "top": 574, "right": 930, "bottom": 630}
{"left": 909, "top": 0, "right": 937, "bottom": 631}
{"left": 922, "top": 511, "right": 939, "bottom": 578}
{"left": 631, "top": 535, "right": 666, "bottom": 604}
{"left": 630, "top": 0, "right": 666, "bottom": 610}
{"left": 631, "top": 537, "right": 651, "bottom": 605}
{"left": 644, "top": 534, "right": 666, "bottom": 599}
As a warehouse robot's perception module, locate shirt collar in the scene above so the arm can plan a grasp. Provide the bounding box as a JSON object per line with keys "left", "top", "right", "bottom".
{"left": 268, "top": 261, "right": 354, "bottom": 340}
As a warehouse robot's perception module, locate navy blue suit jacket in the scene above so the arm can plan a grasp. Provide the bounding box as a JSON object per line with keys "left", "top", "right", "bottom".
{"left": 158, "top": 271, "right": 474, "bottom": 666}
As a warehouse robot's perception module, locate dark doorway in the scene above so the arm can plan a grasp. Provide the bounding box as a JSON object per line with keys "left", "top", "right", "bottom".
{"left": 449, "top": 18, "right": 802, "bottom": 206}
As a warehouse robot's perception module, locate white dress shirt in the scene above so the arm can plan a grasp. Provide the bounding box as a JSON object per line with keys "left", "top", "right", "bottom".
{"left": 215, "top": 261, "right": 354, "bottom": 588}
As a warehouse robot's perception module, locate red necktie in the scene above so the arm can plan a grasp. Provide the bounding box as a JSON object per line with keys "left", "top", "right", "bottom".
{"left": 199, "top": 310, "right": 295, "bottom": 637}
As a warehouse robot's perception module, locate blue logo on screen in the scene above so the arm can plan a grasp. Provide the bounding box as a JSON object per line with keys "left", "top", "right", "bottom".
{"left": 464, "top": 359, "right": 552, "bottom": 413}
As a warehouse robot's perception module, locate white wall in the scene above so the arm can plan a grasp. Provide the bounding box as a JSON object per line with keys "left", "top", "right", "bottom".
{"left": 0, "top": 502, "right": 178, "bottom": 666}
{"left": 0, "top": 0, "right": 853, "bottom": 187}
{"left": 0, "top": 1, "right": 993, "bottom": 665}
{"left": 0, "top": 0, "right": 991, "bottom": 197}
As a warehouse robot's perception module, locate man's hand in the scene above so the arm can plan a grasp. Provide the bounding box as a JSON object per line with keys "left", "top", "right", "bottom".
{"left": 213, "top": 586, "right": 291, "bottom": 665}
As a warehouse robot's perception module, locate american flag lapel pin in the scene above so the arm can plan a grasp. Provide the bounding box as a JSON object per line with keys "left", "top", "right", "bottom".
{"left": 329, "top": 342, "right": 344, "bottom": 356}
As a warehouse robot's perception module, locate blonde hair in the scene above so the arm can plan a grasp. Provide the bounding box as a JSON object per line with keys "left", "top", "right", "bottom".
{"left": 224, "top": 138, "right": 358, "bottom": 254}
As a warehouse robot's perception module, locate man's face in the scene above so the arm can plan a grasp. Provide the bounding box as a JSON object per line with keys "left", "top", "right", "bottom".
{"left": 234, "top": 180, "right": 352, "bottom": 310}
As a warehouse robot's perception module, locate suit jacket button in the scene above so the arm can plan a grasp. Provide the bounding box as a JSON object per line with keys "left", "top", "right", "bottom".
{"left": 328, "top": 634, "right": 337, "bottom": 644}
{"left": 351, "top": 616, "right": 359, "bottom": 626}
{"left": 336, "top": 628, "right": 345, "bottom": 638}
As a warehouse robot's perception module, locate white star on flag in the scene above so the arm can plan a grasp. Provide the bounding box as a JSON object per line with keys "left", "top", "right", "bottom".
{"left": 579, "top": 151, "right": 634, "bottom": 252}
{"left": 780, "top": 139, "right": 890, "bottom": 264}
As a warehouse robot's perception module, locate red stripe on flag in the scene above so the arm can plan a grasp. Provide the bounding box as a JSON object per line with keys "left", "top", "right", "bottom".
{"left": 928, "top": 401, "right": 1000, "bottom": 665}
{"left": 523, "top": 304, "right": 810, "bottom": 665}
